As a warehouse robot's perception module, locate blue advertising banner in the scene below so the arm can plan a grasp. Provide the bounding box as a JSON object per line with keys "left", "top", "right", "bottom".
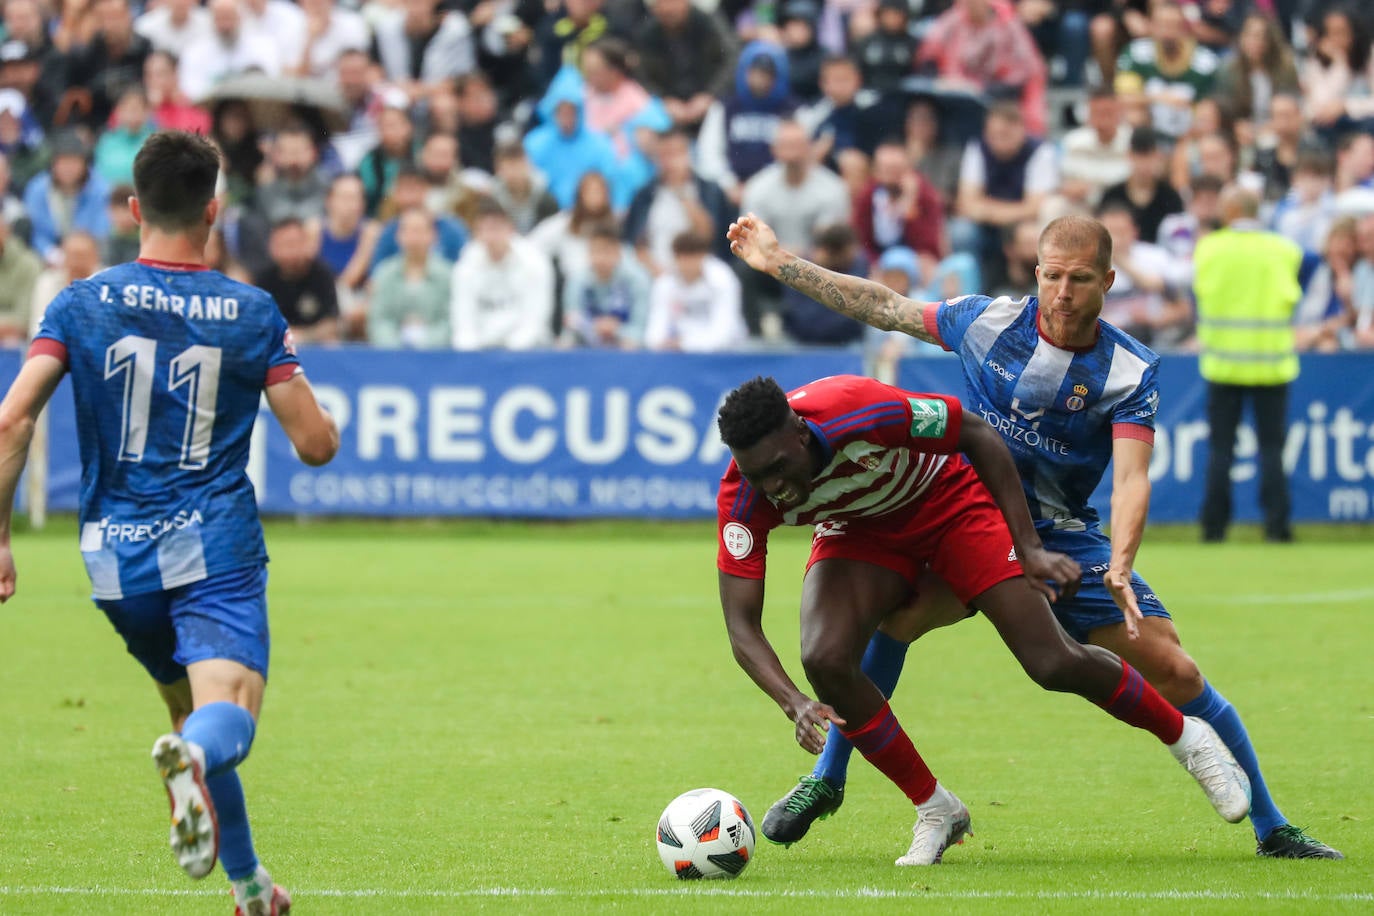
{"left": 899, "top": 351, "right": 1374, "bottom": 524}
{"left": 8, "top": 347, "right": 1373, "bottom": 523}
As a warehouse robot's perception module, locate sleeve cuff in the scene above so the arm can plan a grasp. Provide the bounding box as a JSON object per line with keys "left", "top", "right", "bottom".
{"left": 265, "top": 362, "right": 302, "bottom": 387}
{"left": 28, "top": 338, "right": 68, "bottom": 366}
{"left": 921, "top": 303, "right": 949, "bottom": 350}
{"left": 1112, "top": 422, "right": 1154, "bottom": 445}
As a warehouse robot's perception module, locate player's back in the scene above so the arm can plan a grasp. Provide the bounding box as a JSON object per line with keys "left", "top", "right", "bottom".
{"left": 34, "top": 260, "right": 298, "bottom": 599}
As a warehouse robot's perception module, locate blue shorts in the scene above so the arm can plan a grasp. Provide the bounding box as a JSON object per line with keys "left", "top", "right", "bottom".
{"left": 96, "top": 566, "right": 270, "bottom": 684}
{"left": 1044, "top": 528, "right": 1169, "bottom": 643}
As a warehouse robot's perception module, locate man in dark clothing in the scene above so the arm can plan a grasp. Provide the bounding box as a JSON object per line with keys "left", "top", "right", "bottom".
{"left": 63, "top": 0, "right": 153, "bottom": 130}
{"left": 634, "top": 0, "right": 735, "bottom": 134}
{"left": 254, "top": 218, "right": 340, "bottom": 343}
{"left": 1098, "top": 125, "right": 1185, "bottom": 245}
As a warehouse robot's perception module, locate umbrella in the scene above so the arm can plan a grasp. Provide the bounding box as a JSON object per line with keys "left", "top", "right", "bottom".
{"left": 197, "top": 72, "right": 349, "bottom": 135}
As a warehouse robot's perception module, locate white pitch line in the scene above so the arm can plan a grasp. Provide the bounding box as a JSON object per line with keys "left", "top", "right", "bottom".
{"left": 1, "top": 887, "right": 1371, "bottom": 902}
{"left": 1194, "top": 586, "right": 1374, "bottom": 605}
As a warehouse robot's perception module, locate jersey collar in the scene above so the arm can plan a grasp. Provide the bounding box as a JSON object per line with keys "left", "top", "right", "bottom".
{"left": 137, "top": 257, "right": 210, "bottom": 271}
{"left": 804, "top": 419, "right": 835, "bottom": 468}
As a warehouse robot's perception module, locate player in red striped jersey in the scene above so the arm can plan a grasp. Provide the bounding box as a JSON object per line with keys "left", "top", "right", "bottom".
{"left": 716, "top": 374, "right": 1251, "bottom": 865}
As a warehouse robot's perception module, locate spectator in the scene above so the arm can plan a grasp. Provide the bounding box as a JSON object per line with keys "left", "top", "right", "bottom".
{"left": 903, "top": 96, "right": 962, "bottom": 211}
{"left": 179, "top": 0, "right": 282, "bottom": 102}
{"left": 1194, "top": 186, "right": 1302, "bottom": 543}
{"left": 319, "top": 173, "right": 380, "bottom": 298}
{"left": 1214, "top": 13, "right": 1299, "bottom": 133}
{"left": 523, "top": 79, "right": 619, "bottom": 210}
{"left": 29, "top": 229, "right": 100, "bottom": 333}
{"left": 418, "top": 131, "right": 480, "bottom": 218}
{"left": 0, "top": 35, "right": 59, "bottom": 130}
{"left": 241, "top": 0, "right": 308, "bottom": 71}
{"left": 1334, "top": 131, "right": 1374, "bottom": 195}
{"left": 644, "top": 230, "right": 745, "bottom": 351}
{"left": 852, "top": 140, "right": 945, "bottom": 272}
{"left": 1168, "top": 96, "right": 1234, "bottom": 193}
{"left": 93, "top": 86, "right": 154, "bottom": 187}
{"left": 371, "top": 167, "right": 467, "bottom": 268}
{"left": 1098, "top": 201, "right": 1190, "bottom": 348}
{"left": 697, "top": 41, "right": 798, "bottom": 202}
{"left": 0, "top": 209, "right": 40, "bottom": 343}
{"left": 1099, "top": 125, "right": 1184, "bottom": 244}
{"left": 1251, "top": 93, "right": 1317, "bottom": 204}
{"left": 254, "top": 217, "right": 341, "bottom": 343}
{"left": 0, "top": 87, "right": 45, "bottom": 191}
{"left": 529, "top": 169, "right": 615, "bottom": 279}
{"left": 801, "top": 55, "right": 882, "bottom": 182}
{"left": 954, "top": 100, "right": 1058, "bottom": 279}
{"left": 741, "top": 119, "right": 850, "bottom": 253}
{"left": 65, "top": 0, "right": 153, "bottom": 130}
{"left": 367, "top": 206, "right": 452, "bottom": 347}
{"left": 1271, "top": 148, "right": 1337, "bottom": 253}
{"left": 778, "top": 0, "right": 823, "bottom": 103}
{"left": 866, "top": 245, "right": 936, "bottom": 381}
{"left": 292, "top": 0, "right": 370, "bottom": 80}
{"left": 780, "top": 222, "right": 868, "bottom": 345}
{"left": 359, "top": 103, "right": 416, "bottom": 216}
{"left": 3, "top": 0, "right": 53, "bottom": 61}
{"left": 1158, "top": 172, "right": 1224, "bottom": 263}
{"left": 371, "top": 0, "right": 475, "bottom": 102}
{"left": 917, "top": 0, "right": 1049, "bottom": 138}
{"left": 1187, "top": 0, "right": 1247, "bottom": 52}
{"left": 256, "top": 123, "right": 330, "bottom": 226}
{"left": 1194, "top": 132, "right": 1241, "bottom": 188}
{"left": 634, "top": 0, "right": 736, "bottom": 134}
{"left": 134, "top": 0, "right": 212, "bottom": 55}
{"left": 535, "top": 0, "right": 614, "bottom": 92}
{"left": 451, "top": 196, "right": 554, "bottom": 349}
{"left": 1056, "top": 86, "right": 1132, "bottom": 214}
{"left": 986, "top": 218, "right": 1040, "bottom": 299}
{"left": 143, "top": 51, "right": 210, "bottom": 134}
{"left": 489, "top": 140, "right": 560, "bottom": 235}
{"left": 1088, "top": 0, "right": 1152, "bottom": 89}
{"left": 103, "top": 183, "right": 139, "bottom": 265}
{"left": 1018, "top": 0, "right": 1091, "bottom": 87}
{"left": 23, "top": 131, "right": 110, "bottom": 264}
{"left": 1113, "top": 0, "right": 1219, "bottom": 142}
{"left": 623, "top": 127, "right": 732, "bottom": 274}
{"left": 854, "top": 0, "right": 916, "bottom": 95}
{"left": 455, "top": 71, "right": 501, "bottom": 175}
{"left": 0, "top": 153, "right": 29, "bottom": 242}
{"left": 332, "top": 48, "right": 399, "bottom": 172}
{"left": 1293, "top": 216, "right": 1357, "bottom": 353}
{"left": 580, "top": 37, "right": 656, "bottom": 160}
{"left": 1354, "top": 213, "right": 1374, "bottom": 348}
{"left": 560, "top": 222, "right": 651, "bottom": 348}
{"left": 466, "top": 0, "right": 541, "bottom": 114}
{"left": 1300, "top": 8, "right": 1374, "bottom": 136}
{"left": 211, "top": 99, "right": 265, "bottom": 205}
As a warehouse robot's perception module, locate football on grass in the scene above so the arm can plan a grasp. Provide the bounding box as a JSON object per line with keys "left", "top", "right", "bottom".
{"left": 655, "top": 788, "right": 756, "bottom": 879}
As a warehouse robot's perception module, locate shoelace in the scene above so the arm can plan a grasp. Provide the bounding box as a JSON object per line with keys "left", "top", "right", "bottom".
{"left": 783, "top": 777, "right": 836, "bottom": 814}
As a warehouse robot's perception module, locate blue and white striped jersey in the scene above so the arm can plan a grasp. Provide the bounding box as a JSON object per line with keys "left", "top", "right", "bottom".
{"left": 31, "top": 259, "right": 300, "bottom": 599}
{"left": 932, "top": 294, "right": 1160, "bottom": 532}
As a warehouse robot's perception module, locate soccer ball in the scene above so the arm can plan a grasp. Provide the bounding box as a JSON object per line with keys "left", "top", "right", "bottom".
{"left": 655, "top": 788, "right": 756, "bottom": 880}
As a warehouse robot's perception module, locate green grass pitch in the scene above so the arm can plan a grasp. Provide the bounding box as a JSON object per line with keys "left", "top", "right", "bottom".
{"left": 0, "top": 520, "right": 1371, "bottom": 914}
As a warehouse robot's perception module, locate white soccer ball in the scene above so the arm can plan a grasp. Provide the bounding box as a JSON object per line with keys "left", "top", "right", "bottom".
{"left": 655, "top": 788, "right": 756, "bottom": 880}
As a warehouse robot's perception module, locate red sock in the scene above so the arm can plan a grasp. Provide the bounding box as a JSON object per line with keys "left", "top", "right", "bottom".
{"left": 839, "top": 702, "right": 937, "bottom": 805}
{"left": 1099, "top": 661, "right": 1185, "bottom": 744}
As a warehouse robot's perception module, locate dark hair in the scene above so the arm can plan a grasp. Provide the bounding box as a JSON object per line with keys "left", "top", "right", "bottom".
{"left": 585, "top": 36, "right": 634, "bottom": 77}
{"left": 1295, "top": 147, "right": 1335, "bottom": 177}
{"left": 718, "top": 377, "right": 793, "bottom": 450}
{"left": 812, "top": 222, "right": 856, "bottom": 253}
{"left": 1315, "top": 8, "right": 1370, "bottom": 74}
{"left": 473, "top": 194, "right": 511, "bottom": 222}
{"left": 1087, "top": 84, "right": 1117, "bottom": 102}
{"left": 587, "top": 220, "right": 622, "bottom": 244}
{"left": 271, "top": 216, "right": 306, "bottom": 234}
{"left": 657, "top": 126, "right": 693, "bottom": 147}
{"left": 1189, "top": 173, "right": 1225, "bottom": 196}
{"left": 820, "top": 53, "right": 858, "bottom": 72}
{"left": 494, "top": 139, "right": 526, "bottom": 162}
{"left": 570, "top": 170, "right": 613, "bottom": 234}
{"left": 131, "top": 130, "right": 221, "bottom": 230}
{"left": 108, "top": 183, "right": 134, "bottom": 206}
{"left": 671, "top": 230, "right": 710, "bottom": 255}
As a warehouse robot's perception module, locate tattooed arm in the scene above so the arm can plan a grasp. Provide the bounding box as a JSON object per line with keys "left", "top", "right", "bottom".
{"left": 726, "top": 213, "right": 942, "bottom": 346}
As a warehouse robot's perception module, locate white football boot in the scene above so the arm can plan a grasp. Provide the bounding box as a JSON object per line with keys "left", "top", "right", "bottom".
{"left": 1169, "top": 716, "right": 1252, "bottom": 823}
{"left": 895, "top": 782, "right": 973, "bottom": 866}
{"left": 152, "top": 734, "right": 219, "bottom": 879}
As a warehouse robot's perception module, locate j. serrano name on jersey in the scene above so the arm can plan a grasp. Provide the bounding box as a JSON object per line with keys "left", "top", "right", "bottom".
{"left": 109, "top": 284, "right": 241, "bottom": 320}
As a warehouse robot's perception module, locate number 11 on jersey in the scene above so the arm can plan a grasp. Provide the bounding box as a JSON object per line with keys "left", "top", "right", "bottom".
{"left": 104, "top": 335, "right": 222, "bottom": 470}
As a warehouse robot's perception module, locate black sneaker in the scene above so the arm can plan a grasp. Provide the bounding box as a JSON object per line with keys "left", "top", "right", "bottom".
{"left": 1257, "top": 825, "right": 1344, "bottom": 860}
{"left": 761, "top": 775, "right": 843, "bottom": 846}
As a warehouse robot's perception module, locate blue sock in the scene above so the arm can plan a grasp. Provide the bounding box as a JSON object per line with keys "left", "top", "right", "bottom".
{"left": 206, "top": 771, "right": 259, "bottom": 881}
{"left": 1179, "top": 681, "right": 1285, "bottom": 839}
{"left": 812, "top": 631, "right": 909, "bottom": 786}
{"left": 180, "top": 702, "right": 256, "bottom": 777}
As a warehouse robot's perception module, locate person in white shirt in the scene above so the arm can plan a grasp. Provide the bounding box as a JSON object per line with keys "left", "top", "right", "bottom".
{"left": 134, "top": 0, "right": 212, "bottom": 55}
{"left": 1099, "top": 202, "right": 1192, "bottom": 349}
{"left": 291, "top": 0, "right": 370, "bottom": 80}
{"left": 1056, "top": 86, "right": 1132, "bottom": 214}
{"left": 451, "top": 197, "right": 553, "bottom": 350}
{"left": 372, "top": 0, "right": 474, "bottom": 102}
{"left": 644, "top": 230, "right": 746, "bottom": 352}
{"left": 740, "top": 119, "right": 849, "bottom": 254}
{"left": 241, "top": 0, "right": 308, "bottom": 74}
{"left": 179, "top": 0, "right": 282, "bottom": 101}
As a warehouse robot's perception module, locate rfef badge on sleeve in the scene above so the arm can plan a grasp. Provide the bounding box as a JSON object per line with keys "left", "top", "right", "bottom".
{"left": 907, "top": 398, "right": 948, "bottom": 439}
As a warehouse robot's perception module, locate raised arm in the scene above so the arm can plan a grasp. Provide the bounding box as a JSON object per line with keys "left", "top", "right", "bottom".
{"left": 956, "top": 411, "right": 1081, "bottom": 602}
{"left": 719, "top": 571, "right": 841, "bottom": 753}
{"left": 727, "top": 213, "right": 941, "bottom": 346}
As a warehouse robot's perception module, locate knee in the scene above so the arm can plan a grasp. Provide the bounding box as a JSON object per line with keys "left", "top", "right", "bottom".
{"left": 800, "top": 641, "right": 857, "bottom": 700}
{"left": 1020, "top": 644, "right": 1090, "bottom": 694}
{"left": 1155, "top": 654, "right": 1205, "bottom": 707}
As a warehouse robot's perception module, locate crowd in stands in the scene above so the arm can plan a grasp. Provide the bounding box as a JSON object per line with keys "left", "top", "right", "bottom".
{"left": 0, "top": 0, "right": 1371, "bottom": 359}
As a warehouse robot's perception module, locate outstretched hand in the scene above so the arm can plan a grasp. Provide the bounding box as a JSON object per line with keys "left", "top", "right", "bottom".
{"left": 1019, "top": 546, "right": 1082, "bottom": 604}
{"left": 727, "top": 213, "right": 780, "bottom": 274}
{"left": 1104, "top": 565, "right": 1144, "bottom": 639}
{"left": 791, "top": 698, "right": 846, "bottom": 754}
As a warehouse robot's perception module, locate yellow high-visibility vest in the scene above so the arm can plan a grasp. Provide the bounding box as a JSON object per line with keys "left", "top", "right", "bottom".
{"left": 1192, "top": 225, "right": 1302, "bottom": 385}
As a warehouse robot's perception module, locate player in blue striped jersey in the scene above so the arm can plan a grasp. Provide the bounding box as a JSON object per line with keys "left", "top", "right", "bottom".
{"left": 0, "top": 131, "right": 339, "bottom": 913}
{"left": 728, "top": 212, "right": 1342, "bottom": 860}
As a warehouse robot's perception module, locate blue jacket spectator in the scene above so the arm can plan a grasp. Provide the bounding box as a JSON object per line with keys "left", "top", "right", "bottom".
{"left": 525, "top": 75, "right": 621, "bottom": 210}
{"left": 696, "top": 41, "right": 798, "bottom": 196}
{"left": 24, "top": 133, "right": 110, "bottom": 262}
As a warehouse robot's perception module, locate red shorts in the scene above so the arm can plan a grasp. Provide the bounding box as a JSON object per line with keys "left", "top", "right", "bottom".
{"left": 804, "top": 461, "right": 1023, "bottom": 605}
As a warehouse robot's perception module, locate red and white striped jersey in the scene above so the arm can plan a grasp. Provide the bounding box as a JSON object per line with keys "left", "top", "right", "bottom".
{"left": 717, "top": 375, "right": 966, "bottom": 579}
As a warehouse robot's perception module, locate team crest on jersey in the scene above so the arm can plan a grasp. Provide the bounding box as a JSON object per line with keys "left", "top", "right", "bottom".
{"left": 907, "top": 398, "right": 948, "bottom": 439}
{"left": 858, "top": 454, "right": 882, "bottom": 471}
{"left": 722, "top": 522, "right": 754, "bottom": 559}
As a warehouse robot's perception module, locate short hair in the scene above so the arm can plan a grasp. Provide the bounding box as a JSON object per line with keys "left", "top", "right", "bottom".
{"left": 820, "top": 53, "right": 858, "bottom": 72}
{"left": 585, "top": 36, "right": 634, "bottom": 76}
{"left": 1189, "top": 173, "right": 1226, "bottom": 197}
{"left": 812, "top": 222, "right": 856, "bottom": 253}
{"left": 472, "top": 195, "right": 510, "bottom": 222}
{"left": 494, "top": 139, "right": 526, "bottom": 162}
{"left": 587, "top": 221, "right": 622, "bottom": 245}
{"left": 1039, "top": 215, "right": 1113, "bottom": 275}
{"left": 393, "top": 164, "right": 426, "bottom": 184}
{"left": 671, "top": 231, "right": 710, "bottom": 256}
{"left": 718, "top": 377, "right": 793, "bottom": 450}
{"left": 1087, "top": 84, "right": 1117, "bottom": 102}
{"left": 271, "top": 216, "right": 306, "bottom": 234}
{"left": 1294, "top": 147, "right": 1335, "bottom": 177}
{"left": 657, "top": 126, "right": 693, "bottom": 147}
{"left": 986, "top": 100, "right": 1022, "bottom": 125}
{"left": 397, "top": 204, "right": 434, "bottom": 227}
{"left": 108, "top": 183, "right": 134, "bottom": 206}
{"left": 131, "top": 130, "right": 221, "bottom": 230}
